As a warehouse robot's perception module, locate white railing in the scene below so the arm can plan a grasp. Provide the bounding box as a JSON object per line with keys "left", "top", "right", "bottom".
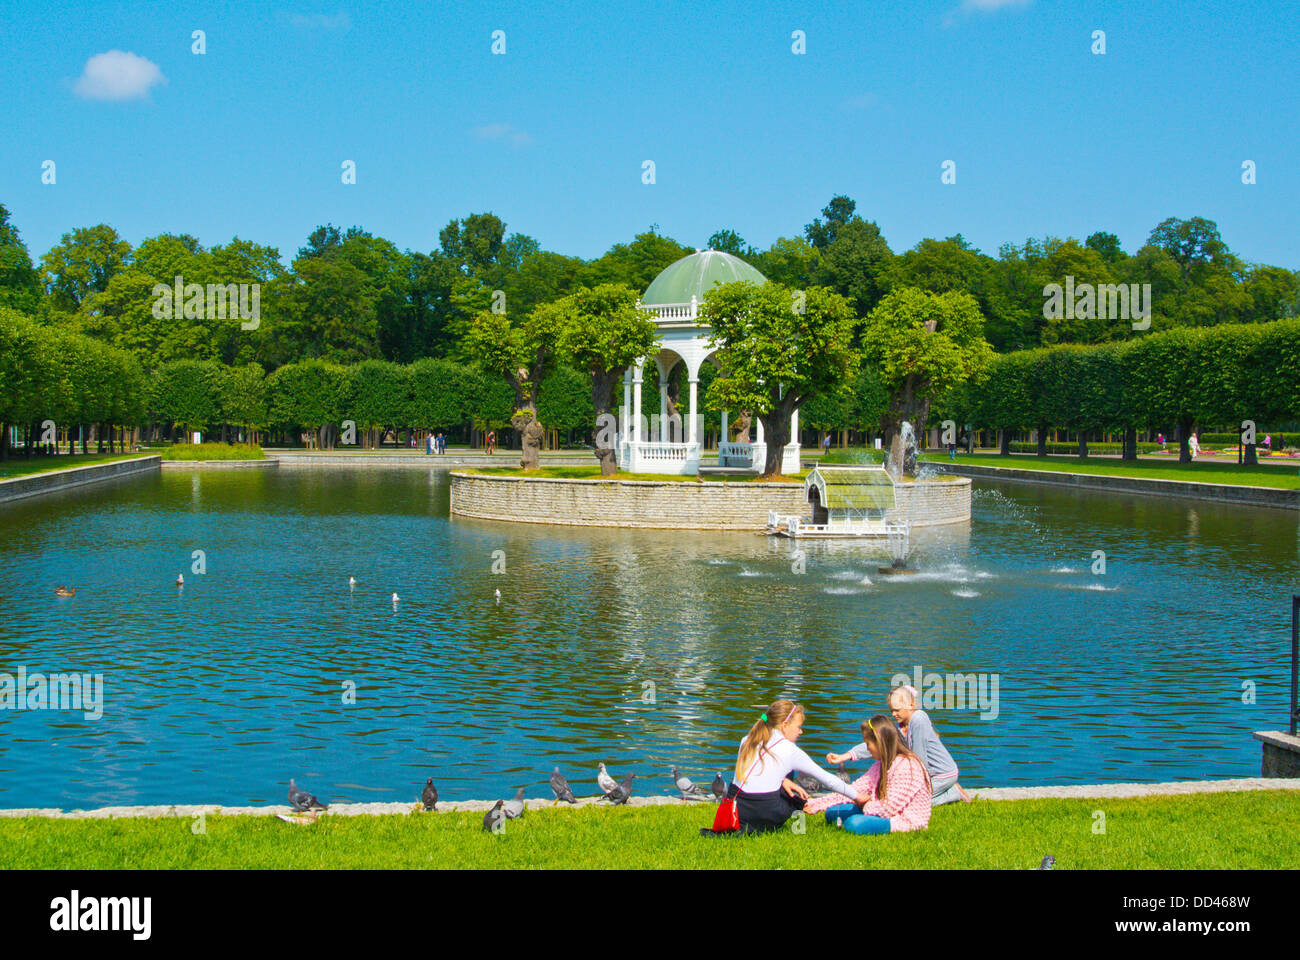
{"left": 768, "top": 513, "right": 905, "bottom": 537}
{"left": 636, "top": 443, "right": 689, "bottom": 461}
{"left": 718, "top": 441, "right": 754, "bottom": 467}
{"left": 646, "top": 302, "right": 698, "bottom": 322}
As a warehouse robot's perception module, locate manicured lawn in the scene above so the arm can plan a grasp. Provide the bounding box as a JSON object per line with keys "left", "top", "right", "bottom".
{"left": 0, "top": 452, "right": 149, "bottom": 481}
{"left": 467, "top": 466, "right": 808, "bottom": 482}
{"left": 926, "top": 453, "right": 1300, "bottom": 489}
{"left": 2, "top": 791, "right": 1295, "bottom": 869}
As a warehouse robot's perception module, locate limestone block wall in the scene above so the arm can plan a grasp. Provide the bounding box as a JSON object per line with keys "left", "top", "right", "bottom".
{"left": 450, "top": 472, "right": 970, "bottom": 530}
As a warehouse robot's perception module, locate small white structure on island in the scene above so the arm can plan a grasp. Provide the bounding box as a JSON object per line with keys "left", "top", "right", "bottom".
{"left": 618, "top": 249, "right": 801, "bottom": 476}
{"left": 769, "top": 464, "right": 902, "bottom": 538}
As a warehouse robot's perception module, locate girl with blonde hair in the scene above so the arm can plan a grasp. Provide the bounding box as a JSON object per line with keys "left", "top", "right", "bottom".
{"left": 728, "top": 698, "right": 868, "bottom": 834}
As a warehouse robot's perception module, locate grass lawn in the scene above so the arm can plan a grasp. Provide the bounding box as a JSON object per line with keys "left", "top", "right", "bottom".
{"left": 2, "top": 791, "right": 1296, "bottom": 869}
{"left": 467, "top": 466, "right": 808, "bottom": 482}
{"left": 159, "top": 442, "right": 265, "bottom": 461}
{"left": 0, "top": 452, "right": 150, "bottom": 481}
{"left": 926, "top": 452, "right": 1300, "bottom": 489}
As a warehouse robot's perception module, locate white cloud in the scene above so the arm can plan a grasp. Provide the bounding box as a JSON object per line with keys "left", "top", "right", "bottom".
{"left": 73, "top": 50, "right": 166, "bottom": 101}
{"left": 472, "top": 123, "right": 533, "bottom": 147}
{"left": 945, "top": 0, "right": 1033, "bottom": 26}
{"left": 288, "top": 11, "right": 352, "bottom": 31}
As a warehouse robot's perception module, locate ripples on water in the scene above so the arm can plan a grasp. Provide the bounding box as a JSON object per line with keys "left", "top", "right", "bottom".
{"left": 0, "top": 468, "right": 1295, "bottom": 808}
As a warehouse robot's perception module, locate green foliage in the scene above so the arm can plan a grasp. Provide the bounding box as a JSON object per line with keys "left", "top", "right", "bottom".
{"left": 150, "top": 360, "right": 222, "bottom": 434}
{"left": 160, "top": 442, "right": 264, "bottom": 461}
{"left": 862, "top": 287, "right": 994, "bottom": 435}
{"left": 267, "top": 359, "right": 348, "bottom": 430}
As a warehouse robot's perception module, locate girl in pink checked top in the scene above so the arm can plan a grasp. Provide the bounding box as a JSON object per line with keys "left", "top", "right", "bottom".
{"left": 806, "top": 715, "right": 932, "bottom": 835}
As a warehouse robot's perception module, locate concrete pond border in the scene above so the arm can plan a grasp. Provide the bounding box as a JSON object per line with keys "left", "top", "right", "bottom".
{"left": 3, "top": 777, "right": 1297, "bottom": 820}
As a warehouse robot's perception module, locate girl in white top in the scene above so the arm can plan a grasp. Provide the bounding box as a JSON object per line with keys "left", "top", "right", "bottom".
{"left": 731, "top": 699, "right": 869, "bottom": 833}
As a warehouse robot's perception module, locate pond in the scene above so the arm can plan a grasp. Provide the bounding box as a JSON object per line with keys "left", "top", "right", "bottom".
{"left": 0, "top": 465, "right": 1295, "bottom": 809}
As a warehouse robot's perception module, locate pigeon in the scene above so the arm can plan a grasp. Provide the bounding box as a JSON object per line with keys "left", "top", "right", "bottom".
{"left": 287, "top": 778, "right": 327, "bottom": 812}
{"left": 503, "top": 786, "right": 526, "bottom": 819}
{"left": 1034, "top": 855, "right": 1056, "bottom": 871}
{"left": 483, "top": 799, "right": 505, "bottom": 832}
{"left": 597, "top": 763, "right": 619, "bottom": 794}
{"left": 603, "top": 773, "right": 636, "bottom": 804}
{"left": 711, "top": 772, "right": 727, "bottom": 801}
{"left": 421, "top": 778, "right": 438, "bottom": 811}
{"left": 672, "top": 767, "right": 709, "bottom": 800}
{"left": 795, "top": 773, "right": 826, "bottom": 794}
{"left": 550, "top": 767, "right": 577, "bottom": 804}
{"left": 836, "top": 763, "right": 851, "bottom": 783}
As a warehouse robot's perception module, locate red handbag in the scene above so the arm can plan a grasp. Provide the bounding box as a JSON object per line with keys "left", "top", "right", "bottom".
{"left": 711, "top": 793, "right": 740, "bottom": 832}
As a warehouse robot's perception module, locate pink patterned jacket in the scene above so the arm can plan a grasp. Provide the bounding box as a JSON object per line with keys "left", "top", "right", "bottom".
{"left": 805, "top": 755, "right": 932, "bottom": 832}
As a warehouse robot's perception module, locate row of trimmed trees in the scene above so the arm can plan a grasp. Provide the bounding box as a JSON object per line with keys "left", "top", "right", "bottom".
{"left": 0, "top": 307, "right": 145, "bottom": 458}
{"left": 942, "top": 318, "right": 1300, "bottom": 464}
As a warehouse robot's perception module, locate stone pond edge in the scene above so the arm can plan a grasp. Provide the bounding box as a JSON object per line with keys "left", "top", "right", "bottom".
{"left": 4, "top": 777, "right": 1297, "bottom": 819}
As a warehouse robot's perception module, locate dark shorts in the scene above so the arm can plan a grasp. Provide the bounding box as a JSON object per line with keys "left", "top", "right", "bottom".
{"left": 736, "top": 787, "right": 806, "bottom": 834}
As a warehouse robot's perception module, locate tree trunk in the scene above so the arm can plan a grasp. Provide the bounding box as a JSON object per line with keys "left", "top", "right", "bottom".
{"left": 1122, "top": 426, "right": 1137, "bottom": 462}
{"left": 999, "top": 428, "right": 1010, "bottom": 456}
{"left": 1177, "top": 416, "right": 1193, "bottom": 464}
{"left": 759, "top": 398, "right": 796, "bottom": 477}
{"left": 1077, "top": 431, "right": 1088, "bottom": 459}
{"left": 591, "top": 369, "right": 620, "bottom": 476}
{"left": 1036, "top": 425, "right": 1047, "bottom": 457}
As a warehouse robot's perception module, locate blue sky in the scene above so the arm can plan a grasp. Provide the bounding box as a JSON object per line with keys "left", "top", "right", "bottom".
{"left": 2, "top": 0, "right": 1297, "bottom": 268}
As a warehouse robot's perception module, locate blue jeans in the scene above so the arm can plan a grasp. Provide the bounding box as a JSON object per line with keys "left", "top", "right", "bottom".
{"left": 824, "top": 803, "right": 891, "bottom": 835}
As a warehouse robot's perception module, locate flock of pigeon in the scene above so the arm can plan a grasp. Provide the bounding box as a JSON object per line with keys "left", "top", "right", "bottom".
{"left": 284, "top": 763, "right": 740, "bottom": 831}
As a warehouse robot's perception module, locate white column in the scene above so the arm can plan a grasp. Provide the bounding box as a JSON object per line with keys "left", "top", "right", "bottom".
{"left": 659, "top": 378, "right": 668, "bottom": 442}
{"left": 790, "top": 407, "right": 799, "bottom": 444}
{"left": 721, "top": 410, "right": 729, "bottom": 445}
{"left": 688, "top": 377, "right": 699, "bottom": 444}
{"left": 633, "top": 365, "right": 643, "bottom": 443}
{"left": 622, "top": 370, "right": 632, "bottom": 445}
{"left": 756, "top": 417, "right": 765, "bottom": 444}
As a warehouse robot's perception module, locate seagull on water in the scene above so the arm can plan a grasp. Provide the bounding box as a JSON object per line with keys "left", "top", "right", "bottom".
{"left": 176, "top": 573, "right": 184, "bottom": 587}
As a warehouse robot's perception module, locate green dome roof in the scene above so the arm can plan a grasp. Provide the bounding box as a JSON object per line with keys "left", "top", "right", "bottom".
{"left": 641, "top": 250, "right": 767, "bottom": 306}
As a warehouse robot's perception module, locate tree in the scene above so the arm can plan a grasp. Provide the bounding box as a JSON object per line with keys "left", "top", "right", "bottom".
{"left": 860, "top": 288, "right": 993, "bottom": 474}
{"left": 40, "top": 225, "right": 131, "bottom": 313}
{"left": 804, "top": 196, "right": 858, "bottom": 250}
{"left": 266, "top": 359, "right": 348, "bottom": 448}
{"left": 817, "top": 218, "right": 893, "bottom": 317}
{"left": 463, "top": 298, "right": 564, "bottom": 468}
{"left": 702, "top": 282, "right": 858, "bottom": 476}
{"left": 343, "top": 359, "right": 409, "bottom": 448}
{"left": 0, "top": 205, "right": 42, "bottom": 315}
{"left": 582, "top": 230, "right": 692, "bottom": 291}
{"left": 220, "top": 363, "right": 267, "bottom": 443}
{"left": 706, "top": 229, "right": 750, "bottom": 257}
{"left": 150, "top": 360, "right": 222, "bottom": 440}
{"left": 550, "top": 284, "right": 659, "bottom": 474}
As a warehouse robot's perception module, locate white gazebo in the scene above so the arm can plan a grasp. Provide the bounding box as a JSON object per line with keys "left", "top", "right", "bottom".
{"left": 617, "top": 249, "right": 801, "bottom": 475}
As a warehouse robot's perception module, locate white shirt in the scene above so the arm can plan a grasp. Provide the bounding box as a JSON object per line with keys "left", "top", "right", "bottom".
{"left": 733, "top": 733, "right": 859, "bottom": 800}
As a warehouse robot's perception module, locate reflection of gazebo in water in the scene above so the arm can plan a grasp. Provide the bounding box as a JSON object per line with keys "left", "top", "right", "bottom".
{"left": 770, "top": 464, "right": 901, "bottom": 538}
{"left": 617, "top": 250, "right": 801, "bottom": 476}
